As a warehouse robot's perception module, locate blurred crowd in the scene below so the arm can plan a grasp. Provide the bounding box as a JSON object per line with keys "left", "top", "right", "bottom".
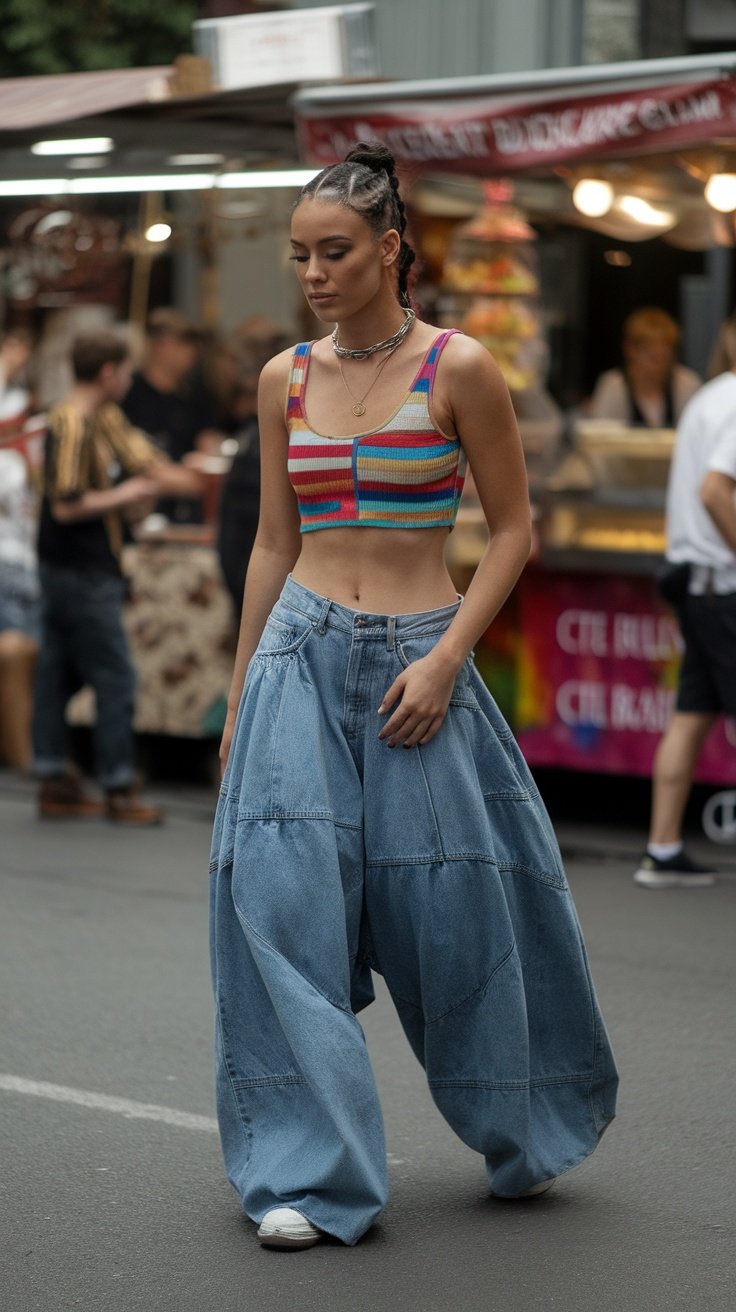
{"left": 0, "top": 308, "right": 286, "bottom": 781}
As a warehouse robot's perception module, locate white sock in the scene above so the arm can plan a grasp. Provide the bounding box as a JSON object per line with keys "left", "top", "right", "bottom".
{"left": 647, "top": 841, "right": 683, "bottom": 861}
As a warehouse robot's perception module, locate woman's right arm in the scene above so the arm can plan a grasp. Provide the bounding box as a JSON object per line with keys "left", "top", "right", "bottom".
{"left": 219, "top": 349, "right": 302, "bottom": 774}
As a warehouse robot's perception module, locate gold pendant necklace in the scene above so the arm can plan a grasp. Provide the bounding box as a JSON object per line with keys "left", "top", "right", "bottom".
{"left": 338, "top": 343, "right": 399, "bottom": 418}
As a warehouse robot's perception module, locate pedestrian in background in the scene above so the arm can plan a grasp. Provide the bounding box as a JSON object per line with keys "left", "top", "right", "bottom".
{"left": 121, "top": 308, "right": 220, "bottom": 525}
{"left": 636, "top": 321, "right": 736, "bottom": 888}
{"left": 210, "top": 142, "right": 617, "bottom": 1252}
{"left": 216, "top": 317, "right": 287, "bottom": 618}
{"left": 33, "top": 330, "right": 203, "bottom": 824}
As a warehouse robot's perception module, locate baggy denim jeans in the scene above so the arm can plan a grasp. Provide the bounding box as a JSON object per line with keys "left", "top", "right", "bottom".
{"left": 209, "top": 577, "right": 618, "bottom": 1245}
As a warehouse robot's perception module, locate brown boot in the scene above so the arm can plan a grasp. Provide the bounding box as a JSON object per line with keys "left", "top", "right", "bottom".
{"left": 38, "top": 774, "right": 105, "bottom": 819}
{"left": 105, "top": 787, "right": 163, "bottom": 826}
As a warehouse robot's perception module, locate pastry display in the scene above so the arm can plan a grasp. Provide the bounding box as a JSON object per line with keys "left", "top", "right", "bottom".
{"left": 443, "top": 251, "right": 539, "bottom": 296}
{"left": 437, "top": 196, "right": 545, "bottom": 394}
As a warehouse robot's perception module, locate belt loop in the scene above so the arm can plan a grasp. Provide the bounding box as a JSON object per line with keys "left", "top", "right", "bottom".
{"left": 315, "top": 598, "right": 331, "bottom": 634}
{"left": 386, "top": 615, "right": 396, "bottom": 652}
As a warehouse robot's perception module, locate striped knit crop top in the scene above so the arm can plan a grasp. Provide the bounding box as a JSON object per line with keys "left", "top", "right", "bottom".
{"left": 286, "top": 329, "right": 466, "bottom": 532}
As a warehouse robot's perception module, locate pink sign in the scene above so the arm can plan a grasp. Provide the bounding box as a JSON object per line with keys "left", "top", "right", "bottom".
{"left": 298, "top": 78, "right": 736, "bottom": 175}
{"left": 478, "top": 569, "right": 736, "bottom": 784}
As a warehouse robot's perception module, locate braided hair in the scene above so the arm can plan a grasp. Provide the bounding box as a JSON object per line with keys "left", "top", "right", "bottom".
{"left": 296, "top": 142, "right": 417, "bottom": 307}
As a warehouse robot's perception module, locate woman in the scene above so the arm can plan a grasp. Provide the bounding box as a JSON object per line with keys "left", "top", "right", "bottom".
{"left": 210, "top": 143, "right": 618, "bottom": 1251}
{"left": 589, "top": 307, "right": 700, "bottom": 428}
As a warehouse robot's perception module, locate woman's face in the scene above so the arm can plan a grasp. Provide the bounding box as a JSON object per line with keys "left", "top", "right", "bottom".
{"left": 624, "top": 335, "right": 675, "bottom": 387}
{"left": 290, "top": 198, "right": 399, "bottom": 322}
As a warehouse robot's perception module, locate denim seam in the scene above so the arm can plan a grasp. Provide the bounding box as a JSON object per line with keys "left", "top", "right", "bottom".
{"left": 414, "top": 744, "right": 444, "bottom": 858}
{"left": 278, "top": 595, "right": 463, "bottom": 640}
{"left": 429, "top": 1073, "right": 592, "bottom": 1090}
{"left": 389, "top": 939, "right": 515, "bottom": 1023}
{"left": 425, "top": 939, "right": 516, "bottom": 1024}
{"left": 497, "top": 861, "right": 567, "bottom": 890}
{"left": 234, "top": 904, "right": 355, "bottom": 1016}
{"left": 277, "top": 599, "right": 353, "bottom": 634}
{"left": 235, "top": 812, "right": 362, "bottom": 830}
{"left": 366, "top": 852, "right": 494, "bottom": 867}
{"left": 267, "top": 662, "right": 290, "bottom": 809}
{"left": 231, "top": 1074, "right": 307, "bottom": 1090}
{"left": 482, "top": 789, "right": 533, "bottom": 801}
{"left": 209, "top": 841, "right": 235, "bottom": 872}
{"left": 216, "top": 998, "right": 253, "bottom": 1160}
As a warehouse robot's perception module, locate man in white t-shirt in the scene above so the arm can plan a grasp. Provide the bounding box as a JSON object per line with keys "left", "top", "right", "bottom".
{"left": 636, "top": 327, "right": 736, "bottom": 888}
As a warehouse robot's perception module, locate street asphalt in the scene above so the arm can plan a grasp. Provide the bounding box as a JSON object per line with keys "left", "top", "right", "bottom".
{"left": 1, "top": 771, "right": 734, "bottom": 1312}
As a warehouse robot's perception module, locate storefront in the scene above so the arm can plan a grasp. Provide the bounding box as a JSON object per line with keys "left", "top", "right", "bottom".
{"left": 295, "top": 53, "right": 736, "bottom": 783}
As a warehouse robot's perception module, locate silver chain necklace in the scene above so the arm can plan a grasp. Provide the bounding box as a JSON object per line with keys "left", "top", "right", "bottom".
{"left": 337, "top": 342, "right": 400, "bottom": 417}
{"left": 332, "top": 308, "right": 416, "bottom": 361}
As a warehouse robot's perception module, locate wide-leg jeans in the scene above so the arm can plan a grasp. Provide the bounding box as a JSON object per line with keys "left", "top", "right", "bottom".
{"left": 209, "top": 577, "right": 618, "bottom": 1245}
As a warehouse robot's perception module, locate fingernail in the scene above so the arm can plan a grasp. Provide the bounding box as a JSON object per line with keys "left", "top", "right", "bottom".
{"left": 377, "top": 705, "right": 385, "bottom": 714}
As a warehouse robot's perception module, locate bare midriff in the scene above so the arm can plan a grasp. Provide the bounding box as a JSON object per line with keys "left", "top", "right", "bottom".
{"left": 290, "top": 525, "right": 459, "bottom": 614}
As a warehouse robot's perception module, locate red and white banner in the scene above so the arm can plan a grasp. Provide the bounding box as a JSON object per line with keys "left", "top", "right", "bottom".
{"left": 298, "top": 77, "right": 736, "bottom": 174}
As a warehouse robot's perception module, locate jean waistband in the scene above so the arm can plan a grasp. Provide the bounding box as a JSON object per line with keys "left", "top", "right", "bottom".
{"left": 279, "top": 575, "right": 462, "bottom": 640}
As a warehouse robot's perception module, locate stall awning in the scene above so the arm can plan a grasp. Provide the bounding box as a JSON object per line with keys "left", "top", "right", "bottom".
{"left": 294, "top": 52, "right": 736, "bottom": 175}
{"left": 0, "top": 67, "right": 175, "bottom": 132}
{"left": 0, "top": 65, "right": 300, "bottom": 188}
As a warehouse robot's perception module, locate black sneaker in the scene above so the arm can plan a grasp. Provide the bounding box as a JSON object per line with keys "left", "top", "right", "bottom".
{"left": 634, "top": 849, "right": 717, "bottom": 889}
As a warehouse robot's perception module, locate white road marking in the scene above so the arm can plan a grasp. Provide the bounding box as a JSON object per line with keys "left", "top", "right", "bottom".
{"left": 0, "top": 1075, "right": 407, "bottom": 1163}
{"left": 0, "top": 1075, "right": 218, "bottom": 1132}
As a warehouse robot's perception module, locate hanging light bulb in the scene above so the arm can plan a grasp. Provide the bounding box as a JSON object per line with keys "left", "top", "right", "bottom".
{"left": 572, "top": 179, "right": 614, "bottom": 217}
{"left": 704, "top": 173, "right": 736, "bottom": 213}
{"left": 144, "top": 222, "right": 172, "bottom": 243}
{"left": 617, "top": 195, "right": 675, "bottom": 228}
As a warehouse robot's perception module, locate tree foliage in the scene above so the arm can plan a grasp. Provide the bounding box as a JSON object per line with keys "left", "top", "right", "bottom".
{"left": 0, "top": 0, "right": 199, "bottom": 78}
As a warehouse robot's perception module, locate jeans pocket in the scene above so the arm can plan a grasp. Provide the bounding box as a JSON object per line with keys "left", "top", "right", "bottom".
{"left": 395, "top": 634, "right": 475, "bottom": 707}
{"left": 253, "top": 612, "right": 316, "bottom": 659}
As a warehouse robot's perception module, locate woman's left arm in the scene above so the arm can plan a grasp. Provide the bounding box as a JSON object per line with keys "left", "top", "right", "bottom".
{"left": 379, "top": 337, "right": 531, "bottom": 748}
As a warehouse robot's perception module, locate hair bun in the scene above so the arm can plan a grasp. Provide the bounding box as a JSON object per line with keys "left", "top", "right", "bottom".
{"left": 344, "top": 140, "right": 397, "bottom": 179}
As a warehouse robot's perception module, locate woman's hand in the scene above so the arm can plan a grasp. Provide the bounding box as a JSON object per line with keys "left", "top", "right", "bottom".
{"left": 378, "top": 651, "right": 460, "bottom": 748}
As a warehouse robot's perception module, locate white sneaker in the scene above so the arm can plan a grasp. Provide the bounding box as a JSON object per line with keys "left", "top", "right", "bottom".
{"left": 519, "top": 1177, "right": 556, "bottom": 1197}
{"left": 257, "top": 1207, "right": 322, "bottom": 1250}
{"left": 492, "top": 1177, "right": 556, "bottom": 1199}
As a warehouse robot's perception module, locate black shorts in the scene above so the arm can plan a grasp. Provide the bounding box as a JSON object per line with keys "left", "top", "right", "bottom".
{"left": 676, "top": 593, "right": 736, "bottom": 716}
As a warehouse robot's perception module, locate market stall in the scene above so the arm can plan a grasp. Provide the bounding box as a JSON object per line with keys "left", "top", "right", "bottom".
{"left": 295, "top": 53, "right": 736, "bottom": 782}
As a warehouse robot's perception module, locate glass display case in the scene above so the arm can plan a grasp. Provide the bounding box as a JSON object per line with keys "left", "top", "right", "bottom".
{"left": 537, "top": 420, "right": 674, "bottom": 572}
{"left": 436, "top": 187, "right": 563, "bottom": 490}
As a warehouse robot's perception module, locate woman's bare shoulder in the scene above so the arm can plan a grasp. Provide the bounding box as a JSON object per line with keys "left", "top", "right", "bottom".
{"left": 259, "top": 343, "right": 310, "bottom": 403}
{"left": 261, "top": 343, "right": 300, "bottom": 380}
{"left": 431, "top": 328, "right": 509, "bottom": 391}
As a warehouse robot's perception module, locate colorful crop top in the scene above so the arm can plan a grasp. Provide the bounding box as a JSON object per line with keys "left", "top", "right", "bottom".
{"left": 286, "top": 329, "right": 466, "bottom": 532}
